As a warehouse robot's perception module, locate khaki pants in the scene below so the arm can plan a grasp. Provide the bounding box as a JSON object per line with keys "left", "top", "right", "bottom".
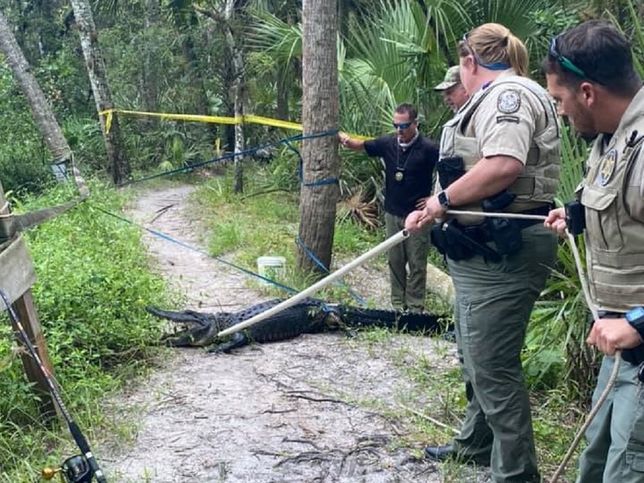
{"left": 447, "top": 224, "right": 556, "bottom": 482}
{"left": 385, "top": 212, "right": 430, "bottom": 312}
{"left": 577, "top": 357, "right": 644, "bottom": 482}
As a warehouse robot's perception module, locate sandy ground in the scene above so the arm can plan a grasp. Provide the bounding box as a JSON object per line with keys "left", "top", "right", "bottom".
{"left": 100, "top": 183, "right": 484, "bottom": 483}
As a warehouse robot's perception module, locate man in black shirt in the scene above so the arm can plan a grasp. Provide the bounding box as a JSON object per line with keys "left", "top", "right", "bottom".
{"left": 339, "top": 104, "right": 439, "bottom": 312}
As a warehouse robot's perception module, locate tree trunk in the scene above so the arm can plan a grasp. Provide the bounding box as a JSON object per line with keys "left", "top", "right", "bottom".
{"left": 140, "top": 0, "right": 159, "bottom": 132}
{"left": 297, "top": 0, "right": 340, "bottom": 275}
{"left": 0, "top": 11, "right": 71, "bottom": 163}
{"left": 224, "top": 0, "right": 245, "bottom": 194}
{"left": 70, "top": 0, "right": 130, "bottom": 185}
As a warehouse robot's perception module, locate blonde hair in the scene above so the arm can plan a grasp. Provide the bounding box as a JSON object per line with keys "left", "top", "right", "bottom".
{"left": 458, "top": 23, "right": 529, "bottom": 76}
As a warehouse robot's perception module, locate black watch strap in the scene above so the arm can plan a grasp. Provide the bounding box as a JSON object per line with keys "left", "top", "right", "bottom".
{"left": 438, "top": 190, "right": 450, "bottom": 209}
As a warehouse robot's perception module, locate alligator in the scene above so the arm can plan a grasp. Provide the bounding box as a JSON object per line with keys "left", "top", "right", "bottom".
{"left": 147, "top": 298, "right": 448, "bottom": 353}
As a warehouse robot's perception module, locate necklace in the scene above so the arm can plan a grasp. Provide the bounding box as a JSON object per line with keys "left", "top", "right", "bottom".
{"left": 395, "top": 133, "right": 419, "bottom": 182}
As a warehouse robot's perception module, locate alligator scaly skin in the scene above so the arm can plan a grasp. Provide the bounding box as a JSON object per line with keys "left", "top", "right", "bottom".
{"left": 148, "top": 299, "right": 445, "bottom": 353}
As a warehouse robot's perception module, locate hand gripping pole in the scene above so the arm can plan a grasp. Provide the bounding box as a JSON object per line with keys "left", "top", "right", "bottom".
{"left": 217, "top": 230, "right": 409, "bottom": 337}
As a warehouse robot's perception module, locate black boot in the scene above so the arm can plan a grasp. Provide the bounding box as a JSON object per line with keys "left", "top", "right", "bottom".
{"left": 425, "top": 444, "right": 490, "bottom": 466}
{"left": 424, "top": 444, "right": 454, "bottom": 461}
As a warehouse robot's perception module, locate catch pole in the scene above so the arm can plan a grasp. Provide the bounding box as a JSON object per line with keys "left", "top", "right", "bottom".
{"left": 218, "top": 229, "right": 409, "bottom": 337}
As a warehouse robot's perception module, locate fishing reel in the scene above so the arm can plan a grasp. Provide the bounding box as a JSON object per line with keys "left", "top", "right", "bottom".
{"left": 42, "top": 454, "right": 93, "bottom": 483}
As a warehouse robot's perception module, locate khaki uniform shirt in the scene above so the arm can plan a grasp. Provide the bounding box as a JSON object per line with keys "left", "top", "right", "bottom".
{"left": 439, "top": 70, "right": 560, "bottom": 223}
{"left": 581, "top": 86, "right": 644, "bottom": 312}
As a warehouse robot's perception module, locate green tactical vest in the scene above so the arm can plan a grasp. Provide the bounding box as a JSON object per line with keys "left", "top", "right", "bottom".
{"left": 439, "top": 74, "right": 560, "bottom": 225}
{"left": 581, "top": 86, "right": 644, "bottom": 312}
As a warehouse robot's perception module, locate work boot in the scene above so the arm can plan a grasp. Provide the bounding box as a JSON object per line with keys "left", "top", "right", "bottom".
{"left": 425, "top": 444, "right": 490, "bottom": 466}
{"left": 424, "top": 444, "right": 454, "bottom": 461}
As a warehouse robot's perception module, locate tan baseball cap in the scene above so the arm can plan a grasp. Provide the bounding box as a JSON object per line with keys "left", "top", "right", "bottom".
{"left": 434, "top": 66, "right": 461, "bottom": 91}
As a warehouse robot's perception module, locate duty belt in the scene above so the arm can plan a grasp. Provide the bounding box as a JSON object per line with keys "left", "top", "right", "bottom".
{"left": 465, "top": 204, "right": 551, "bottom": 244}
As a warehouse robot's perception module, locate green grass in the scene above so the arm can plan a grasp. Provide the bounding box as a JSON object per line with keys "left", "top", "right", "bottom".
{"left": 0, "top": 180, "right": 170, "bottom": 482}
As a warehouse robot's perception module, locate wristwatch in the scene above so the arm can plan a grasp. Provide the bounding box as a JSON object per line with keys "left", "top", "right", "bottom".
{"left": 625, "top": 306, "right": 644, "bottom": 339}
{"left": 437, "top": 190, "right": 450, "bottom": 209}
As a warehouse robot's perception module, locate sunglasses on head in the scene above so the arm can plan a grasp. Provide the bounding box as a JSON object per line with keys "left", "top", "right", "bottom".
{"left": 461, "top": 32, "right": 510, "bottom": 71}
{"left": 549, "top": 36, "right": 600, "bottom": 83}
{"left": 393, "top": 121, "right": 413, "bottom": 130}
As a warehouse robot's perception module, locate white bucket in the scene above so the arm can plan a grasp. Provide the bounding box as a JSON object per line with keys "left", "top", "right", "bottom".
{"left": 257, "top": 256, "right": 286, "bottom": 285}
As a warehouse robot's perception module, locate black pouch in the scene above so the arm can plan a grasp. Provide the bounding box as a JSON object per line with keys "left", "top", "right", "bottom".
{"left": 565, "top": 200, "right": 586, "bottom": 236}
{"left": 431, "top": 221, "right": 471, "bottom": 260}
{"left": 430, "top": 223, "right": 448, "bottom": 256}
{"left": 437, "top": 156, "right": 465, "bottom": 188}
{"left": 482, "top": 190, "right": 522, "bottom": 256}
{"left": 485, "top": 217, "right": 522, "bottom": 256}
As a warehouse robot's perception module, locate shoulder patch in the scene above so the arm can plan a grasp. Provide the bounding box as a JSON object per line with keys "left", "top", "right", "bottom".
{"left": 497, "top": 89, "right": 521, "bottom": 114}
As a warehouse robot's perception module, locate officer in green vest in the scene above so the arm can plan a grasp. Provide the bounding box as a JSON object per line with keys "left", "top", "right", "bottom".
{"left": 406, "top": 23, "right": 561, "bottom": 482}
{"left": 543, "top": 20, "right": 644, "bottom": 483}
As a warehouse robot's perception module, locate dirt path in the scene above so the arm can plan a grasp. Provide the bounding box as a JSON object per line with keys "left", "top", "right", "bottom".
{"left": 102, "top": 183, "right": 466, "bottom": 483}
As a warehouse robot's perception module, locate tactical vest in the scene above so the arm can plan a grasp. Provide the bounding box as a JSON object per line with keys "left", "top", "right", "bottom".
{"left": 581, "top": 87, "right": 644, "bottom": 312}
{"left": 439, "top": 75, "right": 560, "bottom": 224}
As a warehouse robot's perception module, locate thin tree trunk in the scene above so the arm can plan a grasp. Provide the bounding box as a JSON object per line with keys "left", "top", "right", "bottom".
{"left": 297, "top": 0, "right": 340, "bottom": 275}
{"left": 70, "top": 0, "right": 130, "bottom": 185}
{"left": 0, "top": 11, "right": 70, "bottom": 163}
{"left": 140, "top": 0, "right": 159, "bottom": 131}
{"left": 224, "top": 0, "right": 245, "bottom": 194}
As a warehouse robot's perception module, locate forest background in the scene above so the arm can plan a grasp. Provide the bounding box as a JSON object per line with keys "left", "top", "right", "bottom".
{"left": 0, "top": 0, "right": 643, "bottom": 481}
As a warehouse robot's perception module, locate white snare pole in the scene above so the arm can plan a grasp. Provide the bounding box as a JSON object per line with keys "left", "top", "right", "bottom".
{"left": 217, "top": 229, "right": 409, "bottom": 337}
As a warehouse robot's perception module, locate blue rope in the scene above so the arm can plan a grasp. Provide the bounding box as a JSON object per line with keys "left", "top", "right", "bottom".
{"left": 295, "top": 235, "right": 367, "bottom": 306}
{"left": 95, "top": 206, "right": 298, "bottom": 294}
{"left": 288, "top": 139, "right": 339, "bottom": 187}
{"left": 121, "top": 129, "right": 339, "bottom": 186}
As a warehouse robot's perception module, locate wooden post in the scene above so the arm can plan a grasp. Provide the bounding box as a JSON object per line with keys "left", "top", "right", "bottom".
{"left": 0, "top": 182, "right": 56, "bottom": 418}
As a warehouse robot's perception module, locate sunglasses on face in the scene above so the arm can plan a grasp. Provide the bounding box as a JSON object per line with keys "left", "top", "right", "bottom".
{"left": 549, "top": 36, "right": 599, "bottom": 83}
{"left": 393, "top": 122, "right": 413, "bottom": 130}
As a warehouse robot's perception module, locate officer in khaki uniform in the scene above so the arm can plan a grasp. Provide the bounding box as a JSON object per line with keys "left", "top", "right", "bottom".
{"left": 434, "top": 65, "right": 469, "bottom": 113}
{"left": 406, "top": 23, "right": 560, "bottom": 482}
{"left": 544, "top": 20, "right": 644, "bottom": 483}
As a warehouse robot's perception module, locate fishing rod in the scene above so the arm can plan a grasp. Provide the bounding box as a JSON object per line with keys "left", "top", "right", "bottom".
{"left": 0, "top": 289, "right": 107, "bottom": 483}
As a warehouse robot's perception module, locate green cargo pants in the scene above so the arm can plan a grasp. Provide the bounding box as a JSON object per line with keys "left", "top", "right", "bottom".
{"left": 447, "top": 224, "right": 557, "bottom": 482}
{"left": 385, "top": 212, "right": 430, "bottom": 312}
{"left": 577, "top": 356, "right": 644, "bottom": 482}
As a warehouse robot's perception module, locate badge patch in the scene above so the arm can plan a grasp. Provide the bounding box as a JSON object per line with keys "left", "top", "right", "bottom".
{"left": 596, "top": 149, "right": 618, "bottom": 186}
{"left": 497, "top": 89, "right": 521, "bottom": 114}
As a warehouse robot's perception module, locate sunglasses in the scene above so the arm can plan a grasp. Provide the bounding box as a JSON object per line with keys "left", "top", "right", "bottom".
{"left": 392, "top": 121, "right": 413, "bottom": 130}
{"left": 549, "top": 36, "right": 599, "bottom": 83}
{"left": 461, "top": 32, "right": 510, "bottom": 71}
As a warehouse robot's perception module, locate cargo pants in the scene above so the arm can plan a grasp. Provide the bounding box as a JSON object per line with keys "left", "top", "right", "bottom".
{"left": 447, "top": 224, "right": 557, "bottom": 482}
{"left": 577, "top": 357, "right": 644, "bottom": 482}
{"left": 385, "top": 212, "right": 430, "bottom": 312}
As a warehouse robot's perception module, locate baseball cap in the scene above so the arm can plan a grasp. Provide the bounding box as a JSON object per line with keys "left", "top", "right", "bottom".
{"left": 434, "top": 66, "right": 461, "bottom": 91}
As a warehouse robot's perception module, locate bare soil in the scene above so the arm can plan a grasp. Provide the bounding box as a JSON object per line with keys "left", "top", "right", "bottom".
{"left": 101, "top": 183, "right": 478, "bottom": 483}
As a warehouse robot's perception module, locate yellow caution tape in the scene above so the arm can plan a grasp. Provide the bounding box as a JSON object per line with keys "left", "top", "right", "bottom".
{"left": 99, "top": 108, "right": 371, "bottom": 140}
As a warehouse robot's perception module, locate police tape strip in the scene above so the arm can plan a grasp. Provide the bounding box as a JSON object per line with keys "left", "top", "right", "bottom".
{"left": 99, "top": 108, "right": 371, "bottom": 140}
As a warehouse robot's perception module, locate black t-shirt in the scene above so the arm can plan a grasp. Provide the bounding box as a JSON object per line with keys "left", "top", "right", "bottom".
{"left": 364, "top": 134, "right": 439, "bottom": 217}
